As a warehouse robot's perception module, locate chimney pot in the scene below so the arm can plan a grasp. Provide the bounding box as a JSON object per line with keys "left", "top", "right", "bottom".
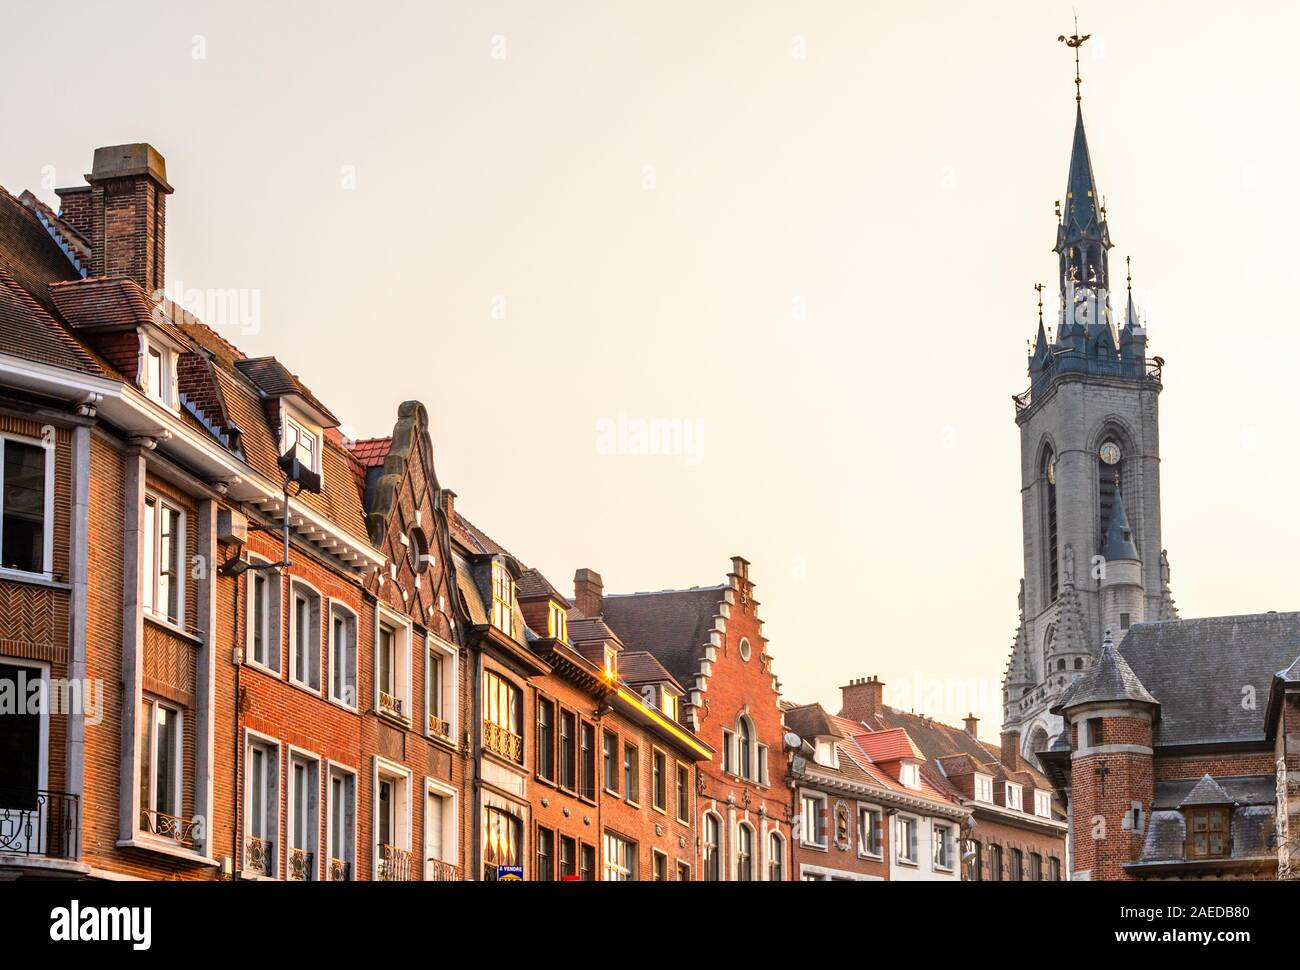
{"left": 839, "top": 675, "right": 885, "bottom": 722}
{"left": 1000, "top": 730, "right": 1022, "bottom": 772}
{"left": 963, "top": 713, "right": 979, "bottom": 737}
{"left": 83, "top": 142, "right": 174, "bottom": 298}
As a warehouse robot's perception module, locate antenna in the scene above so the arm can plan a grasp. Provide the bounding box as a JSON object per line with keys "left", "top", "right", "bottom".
{"left": 1058, "top": 17, "right": 1092, "bottom": 105}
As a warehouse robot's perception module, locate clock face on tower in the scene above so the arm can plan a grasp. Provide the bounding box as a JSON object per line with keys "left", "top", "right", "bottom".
{"left": 1099, "top": 441, "right": 1121, "bottom": 466}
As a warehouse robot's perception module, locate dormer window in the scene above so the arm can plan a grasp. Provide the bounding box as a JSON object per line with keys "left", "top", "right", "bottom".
{"left": 1185, "top": 807, "right": 1230, "bottom": 859}
{"left": 899, "top": 762, "right": 921, "bottom": 789}
{"left": 1005, "top": 782, "right": 1024, "bottom": 811}
{"left": 975, "top": 773, "right": 994, "bottom": 803}
{"left": 602, "top": 645, "right": 617, "bottom": 679}
{"left": 142, "top": 339, "right": 176, "bottom": 408}
{"left": 1034, "top": 790, "right": 1053, "bottom": 818}
{"left": 284, "top": 415, "right": 319, "bottom": 473}
{"left": 813, "top": 738, "right": 837, "bottom": 769}
{"left": 547, "top": 602, "right": 568, "bottom": 643}
{"left": 660, "top": 689, "right": 678, "bottom": 721}
{"left": 490, "top": 561, "right": 514, "bottom": 634}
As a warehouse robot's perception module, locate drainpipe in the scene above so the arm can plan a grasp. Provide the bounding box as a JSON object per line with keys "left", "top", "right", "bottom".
{"left": 471, "top": 645, "right": 483, "bottom": 881}
{"left": 231, "top": 570, "right": 241, "bottom": 881}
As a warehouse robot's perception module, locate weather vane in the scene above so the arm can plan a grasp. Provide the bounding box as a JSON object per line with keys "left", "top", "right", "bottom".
{"left": 1058, "top": 17, "right": 1091, "bottom": 104}
{"left": 1126, "top": 255, "right": 1132, "bottom": 294}
{"left": 1034, "top": 282, "right": 1045, "bottom": 324}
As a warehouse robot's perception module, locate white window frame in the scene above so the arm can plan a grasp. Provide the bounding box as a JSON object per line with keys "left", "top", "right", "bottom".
{"left": 857, "top": 803, "right": 884, "bottom": 859}
{"left": 702, "top": 811, "right": 723, "bottom": 880}
{"left": 142, "top": 491, "right": 186, "bottom": 626}
{"left": 282, "top": 410, "right": 321, "bottom": 474}
{"left": 735, "top": 714, "right": 756, "bottom": 781}
{"left": 1034, "top": 789, "right": 1053, "bottom": 818}
{"left": 601, "top": 830, "right": 637, "bottom": 881}
{"left": 374, "top": 605, "right": 412, "bottom": 722}
{"left": 1005, "top": 781, "right": 1024, "bottom": 811}
{"left": 547, "top": 601, "right": 567, "bottom": 642}
{"left": 285, "top": 746, "right": 322, "bottom": 880}
{"left": 245, "top": 557, "right": 281, "bottom": 674}
{"left": 139, "top": 695, "right": 184, "bottom": 828}
{"left": 800, "top": 790, "right": 828, "bottom": 849}
{"left": 974, "top": 772, "right": 994, "bottom": 803}
{"left": 372, "top": 756, "right": 413, "bottom": 879}
{"left": 896, "top": 814, "right": 919, "bottom": 864}
{"left": 423, "top": 777, "right": 459, "bottom": 876}
{"left": 490, "top": 560, "right": 514, "bottom": 634}
{"left": 0, "top": 431, "right": 55, "bottom": 579}
{"left": 327, "top": 600, "right": 358, "bottom": 709}
{"left": 140, "top": 335, "right": 178, "bottom": 409}
{"left": 734, "top": 820, "right": 756, "bottom": 880}
{"left": 325, "top": 761, "right": 357, "bottom": 881}
{"left": 932, "top": 821, "right": 955, "bottom": 871}
{"left": 899, "top": 761, "right": 921, "bottom": 789}
{"left": 243, "top": 729, "right": 281, "bottom": 878}
{"left": 766, "top": 830, "right": 785, "bottom": 881}
{"left": 288, "top": 578, "right": 322, "bottom": 691}
{"left": 424, "top": 632, "right": 458, "bottom": 742}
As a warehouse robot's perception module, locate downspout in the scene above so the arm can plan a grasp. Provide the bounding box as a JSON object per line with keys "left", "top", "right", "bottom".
{"left": 472, "top": 645, "right": 483, "bottom": 881}
{"left": 230, "top": 570, "right": 241, "bottom": 881}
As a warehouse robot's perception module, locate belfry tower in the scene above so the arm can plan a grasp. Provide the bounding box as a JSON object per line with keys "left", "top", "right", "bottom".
{"left": 1002, "top": 32, "right": 1178, "bottom": 766}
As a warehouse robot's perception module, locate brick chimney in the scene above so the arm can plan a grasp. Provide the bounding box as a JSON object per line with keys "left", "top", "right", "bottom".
{"left": 573, "top": 568, "right": 603, "bottom": 617}
{"left": 1000, "top": 729, "right": 1021, "bottom": 771}
{"left": 839, "top": 676, "right": 884, "bottom": 722}
{"left": 439, "top": 489, "right": 457, "bottom": 522}
{"left": 78, "top": 143, "right": 173, "bottom": 297}
{"left": 963, "top": 713, "right": 979, "bottom": 737}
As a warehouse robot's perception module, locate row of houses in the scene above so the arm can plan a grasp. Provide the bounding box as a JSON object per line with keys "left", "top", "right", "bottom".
{"left": 0, "top": 142, "right": 1065, "bottom": 881}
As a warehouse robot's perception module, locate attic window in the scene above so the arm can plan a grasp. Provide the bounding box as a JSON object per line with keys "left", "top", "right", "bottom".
{"left": 1005, "top": 782, "right": 1024, "bottom": 811}
{"left": 899, "top": 763, "right": 920, "bottom": 789}
{"left": 548, "top": 602, "right": 568, "bottom": 644}
{"left": 1185, "top": 807, "right": 1230, "bottom": 859}
{"left": 738, "top": 637, "right": 751, "bottom": 662}
{"left": 974, "top": 773, "right": 993, "bottom": 803}
{"left": 1034, "top": 790, "right": 1053, "bottom": 818}
{"left": 284, "top": 416, "right": 319, "bottom": 473}
{"left": 407, "top": 527, "right": 429, "bottom": 574}
{"left": 142, "top": 340, "right": 176, "bottom": 408}
{"left": 490, "top": 561, "right": 514, "bottom": 634}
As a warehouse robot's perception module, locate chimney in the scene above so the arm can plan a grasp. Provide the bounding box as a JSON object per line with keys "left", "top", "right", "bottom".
{"left": 81, "top": 143, "right": 173, "bottom": 297}
{"left": 439, "top": 489, "right": 457, "bottom": 522}
{"left": 574, "top": 568, "right": 603, "bottom": 617}
{"left": 839, "top": 676, "right": 885, "bottom": 722}
{"left": 1000, "top": 730, "right": 1022, "bottom": 772}
{"left": 963, "top": 713, "right": 980, "bottom": 737}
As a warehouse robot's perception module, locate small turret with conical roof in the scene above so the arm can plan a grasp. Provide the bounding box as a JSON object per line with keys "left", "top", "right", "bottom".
{"left": 1099, "top": 485, "right": 1144, "bottom": 645}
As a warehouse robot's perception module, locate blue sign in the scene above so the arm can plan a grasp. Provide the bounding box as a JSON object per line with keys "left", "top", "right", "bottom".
{"left": 497, "top": 865, "right": 524, "bottom": 881}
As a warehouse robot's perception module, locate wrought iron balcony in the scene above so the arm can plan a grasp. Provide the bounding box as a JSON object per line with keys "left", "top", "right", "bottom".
{"left": 288, "top": 847, "right": 314, "bottom": 881}
{"left": 0, "top": 790, "right": 79, "bottom": 860}
{"left": 483, "top": 720, "right": 523, "bottom": 763}
{"left": 425, "top": 857, "right": 460, "bottom": 881}
{"left": 141, "top": 809, "right": 200, "bottom": 848}
{"left": 428, "top": 712, "right": 451, "bottom": 740}
{"left": 245, "top": 835, "right": 273, "bottom": 876}
{"left": 327, "top": 857, "right": 351, "bottom": 882}
{"left": 379, "top": 691, "right": 404, "bottom": 719}
{"left": 377, "top": 843, "right": 414, "bottom": 881}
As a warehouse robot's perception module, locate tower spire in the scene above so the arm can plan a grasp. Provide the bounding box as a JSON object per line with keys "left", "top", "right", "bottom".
{"left": 1058, "top": 18, "right": 1091, "bottom": 105}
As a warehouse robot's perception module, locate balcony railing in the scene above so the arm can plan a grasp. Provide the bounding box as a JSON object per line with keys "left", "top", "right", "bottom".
{"left": 428, "top": 713, "right": 451, "bottom": 740}
{"left": 327, "top": 857, "right": 351, "bottom": 881}
{"left": 379, "top": 691, "right": 404, "bottom": 719}
{"left": 0, "top": 790, "right": 79, "bottom": 860}
{"left": 426, "top": 857, "right": 461, "bottom": 881}
{"left": 483, "top": 720, "right": 523, "bottom": 763}
{"left": 141, "top": 809, "right": 199, "bottom": 849}
{"left": 377, "top": 843, "right": 414, "bottom": 881}
{"left": 288, "top": 847, "right": 314, "bottom": 881}
{"left": 245, "top": 835, "right": 273, "bottom": 876}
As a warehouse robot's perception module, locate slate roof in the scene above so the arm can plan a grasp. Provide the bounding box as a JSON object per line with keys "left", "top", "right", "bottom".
{"left": 616, "top": 651, "right": 681, "bottom": 691}
{"left": 1179, "top": 774, "right": 1236, "bottom": 807}
{"left": 1101, "top": 486, "right": 1138, "bottom": 561}
{"left": 1052, "top": 635, "right": 1157, "bottom": 713}
{"left": 1150, "top": 774, "right": 1275, "bottom": 811}
{"left": 1137, "top": 805, "right": 1275, "bottom": 867}
{"left": 1117, "top": 613, "right": 1300, "bottom": 746}
{"left": 234, "top": 356, "right": 339, "bottom": 426}
{"left": 600, "top": 586, "right": 726, "bottom": 686}
{"left": 515, "top": 567, "right": 566, "bottom": 603}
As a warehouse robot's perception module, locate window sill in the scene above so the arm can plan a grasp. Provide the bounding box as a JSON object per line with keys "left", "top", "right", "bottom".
{"left": 243, "top": 658, "right": 282, "bottom": 679}
{"left": 144, "top": 613, "right": 202, "bottom": 646}
{"left": 800, "top": 841, "right": 829, "bottom": 853}
{"left": 625, "top": 798, "right": 641, "bottom": 809}
{"left": 896, "top": 858, "right": 919, "bottom": 868}
{"left": 377, "top": 707, "right": 412, "bottom": 729}
{"left": 326, "top": 694, "right": 359, "bottom": 715}
{"left": 117, "top": 836, "right": 219, "bottom": 868}
{"left": 0, "top": 568, "right": 67, "bottom": 590}
{"left": 288, "top": 677, "right": 324, "bottom": 700}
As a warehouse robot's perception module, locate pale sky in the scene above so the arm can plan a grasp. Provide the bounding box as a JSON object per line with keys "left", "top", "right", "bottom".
{"left": 3, "top": 1, "right": 1297, "bottom": 739}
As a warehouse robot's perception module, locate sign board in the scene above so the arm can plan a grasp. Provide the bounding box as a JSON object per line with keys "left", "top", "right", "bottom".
{"left": 497, "top": 865, "right": 524, "bottom": 881}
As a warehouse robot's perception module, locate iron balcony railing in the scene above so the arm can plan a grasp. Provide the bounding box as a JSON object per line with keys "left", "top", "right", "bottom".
{"left": 377, "top": 843, "right": 414, "bottom": 881}
{"left": 428, "top": 713, "right": 451, "bottom": 740}
{"left": 425, "top": 858, "right": 460, "bottom": 881}
{"left": 327, "top": 857, "right": 351, "bottom": 881}
{"left": 379, "top": 691, "right": 404, "bottom": 720}
{"left": 141, "top": 809, "right": 200, "bottom": 849}
{"left": 288, "top": 847, "right": 314, "bottom": 881}
{"left": 483, "top": 720, "right": 523, "bottom": 763}
{"left": 0, "top": 790, "right": 79, "bottom": 860}
{"left": 245, "top": 835, "right": 273, "bottom": 876}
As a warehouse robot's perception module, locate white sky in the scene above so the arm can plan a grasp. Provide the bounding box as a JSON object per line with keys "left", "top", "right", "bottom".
{"left": 3, "top": 0, "right": 1297, "bottom": 738}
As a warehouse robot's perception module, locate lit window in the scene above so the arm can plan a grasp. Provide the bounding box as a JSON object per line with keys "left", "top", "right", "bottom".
{"left": 602, "top": 831, "right": 636, "bottom": 881}
{"left": 661, "top": 689, "right": 678, "bottom": 721}
{"left": 490, "top": 561, "right": 514, "bottom": 634}
{"left": 143, "top": 494, "right": 184, "bottom": 625}
{"left": 548, "top": 602, "right": 568, "bottom": 643}
{"left": 482, "top": 806, "right": 521, "bottom": 881}
{"left": 0, "top": 435, "right": 49, "bottom": 574}
{"left": 483, "top": 670, "right": 523, "bottom": 763}
{"left": 284, "top": 416, "right": 318, "bottom": 472}
{"left": 139, "top": 697, "right": 183, "bottom": 833}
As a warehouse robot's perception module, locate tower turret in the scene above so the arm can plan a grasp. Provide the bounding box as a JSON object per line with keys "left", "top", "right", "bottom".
{"left": 1099, "top": 486, "right": 1144, "bottom": 645}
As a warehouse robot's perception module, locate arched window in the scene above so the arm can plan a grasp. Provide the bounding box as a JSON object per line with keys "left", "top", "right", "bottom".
{"left": 703, "top": 813, "right": 721, "bottom": 881}
{"left": 768, "top": 832, "right": 784, "bottom": 881}
{"left": 736, "top": 823, "right": 754, "bottom": 881}
{"left": 737, "top": 716, "right": 754, "bottom": 780}
{"left": 1042, "top": 448, "right": 1059, "bottom": 604}
{"left": 1041, "top": 623, "right": 1056, "bottom": 681}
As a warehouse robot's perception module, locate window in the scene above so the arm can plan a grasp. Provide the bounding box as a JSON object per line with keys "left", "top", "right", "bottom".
{"left": 652, "top": 850, "right": 668, "bottom": 882}
{"left": 603, "top": 731, "right": 619, "bottom": 795}
{"left": 426, "top": 636, "right": 457, "bottom": 741}
{"left": 899, "top": 762, "right": 921, "bottom": 789}
{"left": 1049, "top": 856, "right": 1061, "bottom": 881}
{"left": 284, "top": 416, "right": 318, "bottom": 472}
{"left": 143, "top": 494, "right": 184, "bottom": 624}
{"left": 603, "top": 831, "right": 637, "bottom": 881}
{"left": 623, "top": 741, "right": 639, "bottom": 804}
{"left": 483, "top": 670, "right": 523, "bottom": 763}
{"left": 1009, "top": 848, "right": 1024, "bottom": 881}
{"left": 536, "top": 827, "right": 554, "bottom": 881}
{"left": 244, "top": 734, "right": 278, "bottom": 876}
{"left": 547, "top": 601, "right": 567, "bottom": 643}
{"left": 933, "top": 823, "right": 953, "bottom": 871}
{"left": 559, "top": 835, "right": 576, "bottom": 878}
{"left": 316, "top": 601, "right": 351, "bottom": 703}
{"left": 602, "top": 645, "right": 618, "bottom": 679}
{"left": 801, "top": 793, "right": 827, "bottom": 847}
{"left": 579, "top": 721, "right": 596, "bottom": 800}
{"left": 406, "top": 527, "right": 429, "bottom": 573}
{"left": 536, "top": 698, "right": 555, "bottom": 781}
{"left": 0, "top": 435, "right": 50, "bottom": 574}
{"left": 768, "top": 833, "right": 784, "bottom": 881}
{"left": 287, "top": 753, "right": 320, "bottom": 880}
{"left": 757, "top": 744, "right": 769, "bottom": 785}
{"left": 896, "top": 816, "right": 918, "bottom": 864}
{"left": 377, "top": 616, "right": 411, "bottom": 720}
{"left": 482, "top": 806, "right": 522, "bottom": 880}
{"left": 703, "top": 813, "right": 721, "bottom": 880}
{"left": 140, "top": 697, "right": 183, "bottom": 830}
{"left": 1004, "top": 782, "right": 1024, "bottom": 811}
{"left": 1034, "top": 790, "right": 1053, "bottom": 818}
{"left": 1042, "top": 447, "right": 1059, "bottom": 603}
{"left": 1086, "top": 717, "right": 1105, "bottom": 747}
{"left": 858, "top": 807, "right": 883, "bottom": 857}
{"left": 143, "top": 342, "right": 175, "bottom": 407}
{"left": 651, "top": 748, "right": 667, "bottom": 812}
{"left": 246, "top": 562, "right": 281, "bottom": 672}
{"left": 975, "top": 773, "right": 994, "bottom": 803}
{"left": 988, "top": 844, "right": 1003, "bottom": 880}
{"left": 1120, "top": 611, "right": 1131, "bottom": 631}
{"left": 676, "top": 861, "right": 691, "bottom": 881}
{"left": 738, "top": 636, "right": 752, "bottom": 661}
{"left": 1029, "top": 851, "right": 1043, "bottom": 881}
{"left": 1186, "top": 807, "right": 1230, "bottom": 859}
{"left": 559, "top": 710, "right": 576, "bottom": 789}
{"left": 736, "top": 823, "right": 754, "bottom": 880}
{"left": 675, "top": 763, "right": 690, "bottom": 822}
{"left": 967, "top": 840, "right": 983, "bottom": 881}
{"left": 580, "top": 843, "right": 595, "bottom": 881}
{"left": 721, "top": 729, "right": 733, "bottom": 773}
{"left": 425, "top": 784, "right": 456, "bottom": 878}
{"left": 736, "top": 716, "right": 754, "bottom": 779}
{"left": 289, "top": 581, "right": 321, "bottom": 690}
{"left": 490, "top": 560, "right": 514, "bottom": 633}
{"left": 326, "top": 765, "right": 356, "bottom": 880}
{"left": 660, "top": 689, "right": 679, "bottom": 721}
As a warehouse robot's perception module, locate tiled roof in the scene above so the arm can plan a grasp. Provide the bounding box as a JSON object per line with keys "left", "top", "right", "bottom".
{"left": 0, "top": 268, "right": 104, "bottom": 375}
{"left": 617, "top": 650, "right": 681, "bottom": 690}
{"left": 600, "top": 586, "right": 726, "bottom": 686}
{"left": 234, "top": 356, "right": 339, "bottom": 426}
{"left": 0, "top": 184, "right": 82, "bottom": 313}
{"left": 516, "top": 567, "right": 566, "bottom": 603}
{"left": 854, "top": 727, "right": 923, "bottom": 762}
{"left": 348, "top": 436, "right": 392, "bottom": 468}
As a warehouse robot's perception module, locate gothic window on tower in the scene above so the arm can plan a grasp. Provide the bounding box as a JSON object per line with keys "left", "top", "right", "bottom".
{"left": 1042, "top": 449, "right": 1059, "bottom": 604}
{"left": 1097, "top": 437, "right": 1123, "bottom": 549}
